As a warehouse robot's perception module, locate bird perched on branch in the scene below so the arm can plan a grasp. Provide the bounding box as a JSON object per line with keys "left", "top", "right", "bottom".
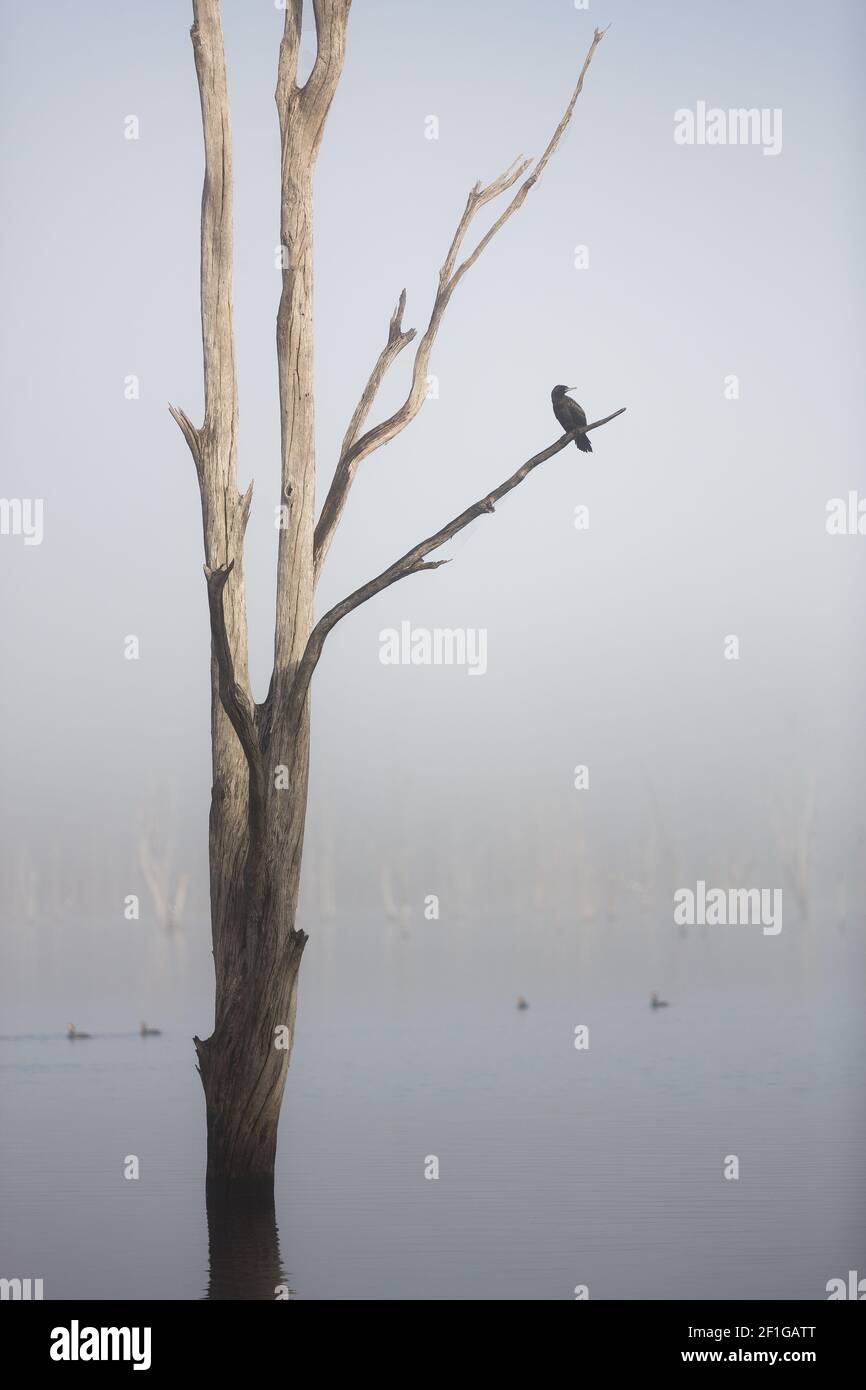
{"left": 551, "top": 385, "right": 593, "bottom": 452}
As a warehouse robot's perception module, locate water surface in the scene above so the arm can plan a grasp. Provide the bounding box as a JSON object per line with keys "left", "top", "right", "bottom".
{"left": 1, "top": 911, "right": 863, "bottom": 1299}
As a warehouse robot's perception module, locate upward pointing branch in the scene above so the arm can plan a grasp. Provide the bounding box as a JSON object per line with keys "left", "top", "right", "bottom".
{"left": 313, "top": 24, "right": 609, "bottom": 583}
{"left": 169, "top": 0, "right": 256, "bottom": 838}
{"left": 170, "top": 0, "right": 239, "bottom": 499}
{"left": 204, "top": 563, "right": 266, "bottom": 842}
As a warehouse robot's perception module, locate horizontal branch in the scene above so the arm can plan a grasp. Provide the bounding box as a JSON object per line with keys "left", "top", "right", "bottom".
{"left": 291, "top": 405, "right": 625, "bottom": 725}
{"left": 313, "top": 25, "right": 610, "bottom": 581}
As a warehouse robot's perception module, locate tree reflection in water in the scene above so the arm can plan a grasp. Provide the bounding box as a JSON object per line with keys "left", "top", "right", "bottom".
{"left": 205, "top": 1181, "right": 295, "bottom": 1300}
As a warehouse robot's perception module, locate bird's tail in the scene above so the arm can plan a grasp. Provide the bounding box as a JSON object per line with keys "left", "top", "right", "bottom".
{"left": 575, "top": 433, "right": 592, "bottom": 453}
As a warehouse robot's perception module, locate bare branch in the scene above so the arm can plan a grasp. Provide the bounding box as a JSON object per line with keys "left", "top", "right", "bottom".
{"left": 449, "top": 27, "right": 608, "bottom": 291}
{"left": 273, "top": 0, "right": 352, "bottom": 687}
{"left": 275, "top": 0, "right": 303, "bottom": 100}
{"left": 313, "top": 292, "right": 416, "bottom": 583}
{"left": 239, "top": 479, "right": 254, "bottom": 536}
{"left": 204, "top": 560, "right": 270, "bottom": 909}
{"left": 341, "top": 291, "right": 417, "bottom": 460}
{"left": 276, "top": 0, "right": 352, "bottom": 156}
{"left": 204, "top": 564, "right": 259, "bottom": 768}
{"left": 440, "top": 157, "right": 532, "bottom": 286}
{"left": 313, "top": 25, "right": 608, "bottom": 580}
{"left": 293, "top": 405, "right": 625, "bottom": 724}
{"left": 168, "top": 403, "right": 202, "bottom": 479}
{"left": 276, "top": 0, "right": 352, "bottom": 142}
{"left": 189, "top": 0, "right": 239, "bottom": 466}
{"left": 176, "top": 2, "right": 253, "bottom": 715}
{"left": 306, "top": 0, "right": 352, "bottom": 112}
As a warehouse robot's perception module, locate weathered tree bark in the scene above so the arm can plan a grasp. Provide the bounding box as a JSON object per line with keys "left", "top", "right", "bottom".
{"left": 169, "top": 0, "right": 351, "bottom": 1189}
{"left": 170, "top": 1, "right": 618, "bottom": 1191}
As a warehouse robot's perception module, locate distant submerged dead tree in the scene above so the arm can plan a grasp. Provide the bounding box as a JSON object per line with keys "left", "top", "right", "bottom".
{"left": 138, "top": 783, "right": 190, "bottom": 933}
{"left": 169, "top": 1, "right": 623, "bottom": 1188}
{"left": 772, "top": 775, "right": 816, "bottom": 922}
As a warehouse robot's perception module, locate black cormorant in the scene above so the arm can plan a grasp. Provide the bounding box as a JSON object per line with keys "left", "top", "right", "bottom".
{"left": 551, "top": 385, "right": 593, "bottom": 452}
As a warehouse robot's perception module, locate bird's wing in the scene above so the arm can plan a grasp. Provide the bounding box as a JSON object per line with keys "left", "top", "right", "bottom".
{"left": 554, "top": 397, "right": 587, "bottom": 432}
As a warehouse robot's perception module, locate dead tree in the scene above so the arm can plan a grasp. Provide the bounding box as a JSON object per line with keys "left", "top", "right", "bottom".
{"left": 170, "top": 1, "right": 623, "bottom": 1187}
{"left": 773, "top": 776, "right": 816, "bottom": 921}
{"left": 138, "top": 784, "right": 190, "bottom": 932}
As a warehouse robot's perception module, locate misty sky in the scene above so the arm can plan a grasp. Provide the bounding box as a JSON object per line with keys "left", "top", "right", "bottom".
{"left": 1, "top": 0, "right": 865, "bottom": 925}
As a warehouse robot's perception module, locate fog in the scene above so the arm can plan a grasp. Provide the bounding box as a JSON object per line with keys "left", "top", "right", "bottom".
{"left": 1, "top": 0, "right": 864, "bottom": 1005}
{"left": 2, "top": 0, "right": 866, "bottom": 1308}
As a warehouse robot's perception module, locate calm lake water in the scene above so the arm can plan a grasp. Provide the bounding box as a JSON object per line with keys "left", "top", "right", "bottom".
{"left": 1, "top": 910, "right": 864, "bottom": 1300}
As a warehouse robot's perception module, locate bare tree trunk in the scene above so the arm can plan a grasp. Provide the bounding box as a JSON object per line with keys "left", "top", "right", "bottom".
{"left": 170, "top": 0, "right": 348, "bottom": 1188}
{"left": 195, "top": 893, "right": 306, "bottom": 1185}
{"left": 171, "top": 0, "right": 617, "bottom": 1190}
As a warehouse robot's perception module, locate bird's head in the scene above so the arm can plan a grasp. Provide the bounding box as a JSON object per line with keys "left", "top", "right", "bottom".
{"left": 551, "top": 384, "right": 576, "bottom": 400}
